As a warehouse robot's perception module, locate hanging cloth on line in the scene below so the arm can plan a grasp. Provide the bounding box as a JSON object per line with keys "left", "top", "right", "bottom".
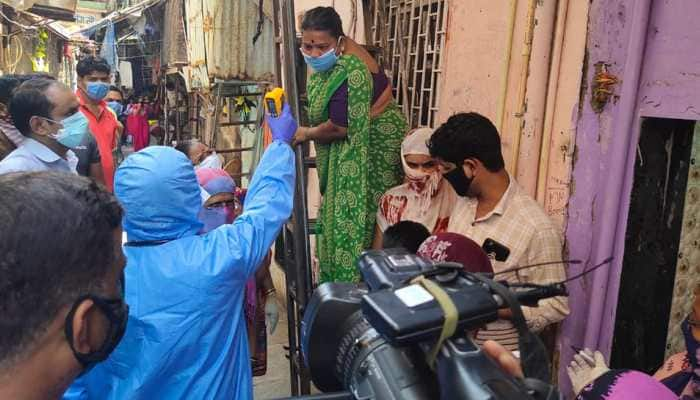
{"left": 100, "top": 21, "right": 118, "bottom": 71}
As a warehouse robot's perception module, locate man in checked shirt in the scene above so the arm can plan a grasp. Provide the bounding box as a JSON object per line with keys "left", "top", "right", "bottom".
{"left": 427, "top": 112, "right": 570, "bottom": 353}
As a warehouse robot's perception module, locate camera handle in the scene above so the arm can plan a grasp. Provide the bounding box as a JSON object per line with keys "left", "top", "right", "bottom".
{"left": 468, "top": 274, "right": 552, "bottom": 383}
{"left": 432, "top": 337, "right": 561, "bottom": 400}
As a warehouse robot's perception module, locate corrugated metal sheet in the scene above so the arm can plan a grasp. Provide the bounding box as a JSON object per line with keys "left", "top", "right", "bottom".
{"left": 162, "top": 0, "right": 188, "bottom": 68}
{"left": 184, "top": 0, "right": 209, "bottom": 89}
{"left": 204, "top": 0, "right": 275, "bottom": 82}
{"left": 28, "top": 0, "right": 78, "bottom": 21}
{"left": 3, "top": 0, "right": 76, "bottom": 11}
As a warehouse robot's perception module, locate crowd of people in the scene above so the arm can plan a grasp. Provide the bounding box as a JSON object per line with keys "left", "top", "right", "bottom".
{"left": 0, "top": 59, "right": 298, "bottom": 398}
{"left": 0, "top": 5, "right": 697, "bottom": 400}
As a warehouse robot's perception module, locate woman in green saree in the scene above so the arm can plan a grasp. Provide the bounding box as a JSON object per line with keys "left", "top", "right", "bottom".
{"left": 294, "top": 7, "right": 407, "bottom": 282}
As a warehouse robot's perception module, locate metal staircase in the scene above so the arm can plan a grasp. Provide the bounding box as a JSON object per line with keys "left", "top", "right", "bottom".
{"left": 277, "top": 0, "right": 315, "bottom": 395}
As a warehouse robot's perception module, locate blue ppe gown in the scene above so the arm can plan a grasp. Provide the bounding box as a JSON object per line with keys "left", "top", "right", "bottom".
{"left": 63, "top": 141, "right": 295, "bottom": 399}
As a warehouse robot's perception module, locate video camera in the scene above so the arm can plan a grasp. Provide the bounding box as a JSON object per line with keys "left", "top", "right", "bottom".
{"left": 299, "top": 248, "right": 566, "bottom": 400}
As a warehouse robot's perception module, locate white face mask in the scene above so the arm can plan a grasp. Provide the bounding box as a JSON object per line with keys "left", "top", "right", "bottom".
{"left": 196, "top": 152, "right": 222, "bottom": 169}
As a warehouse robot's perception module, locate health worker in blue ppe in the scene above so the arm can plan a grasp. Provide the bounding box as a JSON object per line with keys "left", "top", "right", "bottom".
{"left": 63, "top": 104, "right": 298, "bottom": 400}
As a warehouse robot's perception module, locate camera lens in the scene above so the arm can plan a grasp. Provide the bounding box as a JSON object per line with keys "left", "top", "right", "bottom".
{"left": 335, "top": 312, "right": 376, "bottom": 387}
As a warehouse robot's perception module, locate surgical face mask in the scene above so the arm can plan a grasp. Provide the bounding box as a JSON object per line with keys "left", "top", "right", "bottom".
{"left": 196, "top": 153, "right": 222, "bottom": 169}
{"left": 41, "top": 112, "right": 89, "bottom": 149}
{"left": 301, "top": 37, "right": 342, "bottom": 72}
{"left": 198, "top": 207, "right": 227, "bottom": 233}
{"left": 85, "top": 82, "right": 110, "bottom": 101}
{"left": 64, "top": 294, "right": 129, "bottom": 373}
{"left": 443, "top": 164, "right": 473, "bottom": 197}
{"left": 107, "top": 101, "right": 123, "bottom": 116}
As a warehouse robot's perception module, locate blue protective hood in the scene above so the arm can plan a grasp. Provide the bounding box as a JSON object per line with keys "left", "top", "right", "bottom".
{"left": 63, "top": 141, "right": 296, "bottom": 400}
{"left": 115, "top": 146, "right": 203, "bottom": 242}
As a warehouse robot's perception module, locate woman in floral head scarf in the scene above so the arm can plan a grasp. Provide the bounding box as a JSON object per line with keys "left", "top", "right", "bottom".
{"left": 373, "top": 128, "right": 457, "bottom": 249}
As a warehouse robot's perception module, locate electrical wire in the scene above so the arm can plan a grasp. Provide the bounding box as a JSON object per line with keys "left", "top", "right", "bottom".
{"left": 4, "top": 35, "right": 23, "bottom": 74}
{"left": 494, "top": 259, "right": 583, "bottom": 276}
{"left": 0, "top": 9, "right": 37, "bottom": 31}
{"left": 560, "top": 257, "right": 614, "bottom": 284}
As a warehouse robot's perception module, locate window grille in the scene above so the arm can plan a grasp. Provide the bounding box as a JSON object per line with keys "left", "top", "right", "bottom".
{"left": 370, "top": 0, "right": 448, "bottom": 127}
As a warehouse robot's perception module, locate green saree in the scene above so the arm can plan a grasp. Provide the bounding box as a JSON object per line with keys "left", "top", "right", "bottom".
{"left": 307, "top": 54, "right": 407, "bottom": 282}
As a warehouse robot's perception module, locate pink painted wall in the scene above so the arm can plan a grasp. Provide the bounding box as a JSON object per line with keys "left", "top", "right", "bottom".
{"left": 435, "top": 0, "right": 535, "bottom": 175}
{"left": 436, "top": 1, "right": 589, "bottom": 228}
{"left": 435, "top": 1, "right": 513, "bottom": 125}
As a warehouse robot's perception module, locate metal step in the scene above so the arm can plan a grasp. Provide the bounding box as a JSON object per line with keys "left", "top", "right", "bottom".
{"left": 303, "top": 157, "right": 316, "bottom": 168}
{"left": 219, "top": 120, "right": 257, "bottom": 127}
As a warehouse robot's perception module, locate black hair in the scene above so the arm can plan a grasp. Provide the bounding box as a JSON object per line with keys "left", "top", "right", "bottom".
{"left": 21, "top": 73, "right": 55, "bottom": 81}
{"left": 174, "top": 141, "right": 194, "bottom": 157}
{"left": 0, "top": 74, "right": 56, "bottom": 106}
{"left": 108, "top": 85, "right": 123, "bottom": 97}
{"left": 428, "top": 112, "right": 505, "bottom": 172}
{"left": 382, "top": 221, "right": 431, "bottom": 253}
{"left": 9, "top": 79, "right": 57, "bottom": 136}
{"left": 0, "top": 75, "right": 21, "bottom": 106}
{"left": 0, "top": 172, "right": 123, "bottom": 367}
{"left": 301, "top": 7, "right": 345, "bottom": 38}
{"left": 76, "top": 56, "right": 111, "bottom": 78}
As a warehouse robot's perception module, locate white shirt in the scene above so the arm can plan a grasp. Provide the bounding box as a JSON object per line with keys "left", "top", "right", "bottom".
{"left": 0, "top": 138, "right": 78, "bottom": 175}
{"left": 448, "top": 176, "right": 569, "bottom": 349}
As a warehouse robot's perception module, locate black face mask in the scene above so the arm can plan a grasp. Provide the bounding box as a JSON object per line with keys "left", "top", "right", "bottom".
{"left": 443, "top": 165, "right": 473, "bottom": 197}
{"left": 64, "top": 294, "right": 129, "bottom": 373}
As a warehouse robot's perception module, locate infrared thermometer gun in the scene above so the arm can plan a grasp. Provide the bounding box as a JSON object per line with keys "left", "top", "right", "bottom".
{"left": 264, "top": 87, "right": 286, "bottom": 117}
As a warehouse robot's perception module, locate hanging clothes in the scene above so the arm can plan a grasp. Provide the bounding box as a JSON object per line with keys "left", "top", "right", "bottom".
{"left": 99, "top": 21, "right": 118, "bottom": 71}
{"left": 126, "top": 103, "right": 150, "bottom": 151}
{"left": 119, "top": 61, "right": 133, "bottom": 89}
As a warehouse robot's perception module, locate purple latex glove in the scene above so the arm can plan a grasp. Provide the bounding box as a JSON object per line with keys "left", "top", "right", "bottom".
{"left": 266, "top": 103, "right": 298, "bottom": 144}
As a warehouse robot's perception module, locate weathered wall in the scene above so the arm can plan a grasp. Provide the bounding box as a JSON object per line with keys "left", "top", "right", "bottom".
{"left": 536, "top": 0, "right": 591, "bottom": 227}
{"left": 435, "top": 1, "right": 512, "bottom": 126}
{"left": 295, "top": 0, "right": 366, "bottom": 43}
{"left": 436, "top": 0, "right": 589, "bottom": 230}
{"left": 629, "top": 0, "right": 700, "bottom": 361}
{"left": 561, "top": 0, "right": 700, "bottom": 389}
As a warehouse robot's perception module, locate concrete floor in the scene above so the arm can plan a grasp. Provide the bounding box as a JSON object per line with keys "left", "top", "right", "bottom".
{"left": 253, "top": 312, "right": 293, "bottom": 399}
{"left": 254, "top": 263, "right": 292, "bottom": 399}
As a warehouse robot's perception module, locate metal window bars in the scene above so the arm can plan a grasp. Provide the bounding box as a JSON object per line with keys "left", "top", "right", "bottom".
{"left": 370, "top": 0, "right": 448, "bottom": 128}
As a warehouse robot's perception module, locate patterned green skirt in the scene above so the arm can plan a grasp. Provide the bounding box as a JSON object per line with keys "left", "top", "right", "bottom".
{"left": 316, "top": 103, "right": 406, "bottom": 283}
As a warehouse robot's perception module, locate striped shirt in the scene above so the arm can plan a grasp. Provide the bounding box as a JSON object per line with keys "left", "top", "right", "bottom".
{"left": 448, "top": 175, "right": 569, "bottom": 350}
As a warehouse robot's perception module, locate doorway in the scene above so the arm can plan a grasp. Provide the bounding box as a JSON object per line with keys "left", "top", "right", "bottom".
{"left": 611, "top": 117, "right": 697, "bottom": 373}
